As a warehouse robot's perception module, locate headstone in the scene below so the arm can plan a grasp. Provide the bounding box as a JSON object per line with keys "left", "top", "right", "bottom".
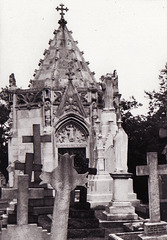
{"left": 22, "top": 124, "right": 51, "bottom": 181}
{"left": 0, "top": 224, "right": 50, "bottom": 240}
{"left": 40, "top": 153, "right": 88, "bottom": 240}
{"left": 2, "top": 174, "right": 44, "bottom": 225}
{"left": 0, "top": 175, "right": 50, "bottom": 240}
{"left": 136, "top": 152, "right": 167, "bottom": 239}
{"left": 14, "top": 153, "right": 42, "bottom": 185}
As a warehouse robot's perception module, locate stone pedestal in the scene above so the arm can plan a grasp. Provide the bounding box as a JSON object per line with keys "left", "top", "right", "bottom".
{"left": 128, "top": 178, "right": 140, "bottom": 207}
{"left": 103, "top": 173, "right": 138, "bottom": 220}
{"left": 138, "top": 221, "right": 167, "bottom": 240}
{"left": 87, "top": 174, "right": 113, "bottom": 207}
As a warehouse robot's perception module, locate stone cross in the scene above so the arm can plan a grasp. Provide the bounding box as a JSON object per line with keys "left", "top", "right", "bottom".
{"left": 14, "top": 153, "right": 42, "bottom": 185}
{"left": 22, "top": 124, "right": 51, "bottom": 181}
{"left": 2, "top": 174, "right": 44, "bottom": 225}
{"left": 136, "top": 152, "right": 167, "bottom": 223}
{"left": 56, "top": 4, "right": 69, "bottom": 19}
{"left": 40, "top": 153, "right": 88, "bottom": 240}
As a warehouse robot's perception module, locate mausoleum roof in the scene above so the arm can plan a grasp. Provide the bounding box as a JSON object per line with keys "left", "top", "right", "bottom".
{"left": 30, "top": 4, "right": 97, "bottom": 90}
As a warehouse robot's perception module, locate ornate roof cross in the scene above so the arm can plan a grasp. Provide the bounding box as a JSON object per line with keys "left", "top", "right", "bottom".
{"left": 56, "top": 4, "right": 69, "bottom": 20}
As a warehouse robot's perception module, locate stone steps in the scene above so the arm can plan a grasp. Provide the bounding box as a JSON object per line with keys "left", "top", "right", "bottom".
{"left": 68, "top": 228, "right": 105, "bottom": 239}
{"left": 8, "top": 213, "right": 38, "bottom": 224}
{"left": 0, "top": 200, "right": 9, "bottom": 210}
{"left": 69, "top": 218, "right": 99, "bottom": 229}
{"left": 0, "top": 224, "right": 51, "bottom": 240}
{"left": 28, "top": 197, "right": 54, "bottom": 207}
{"left": 69, "top": 208, "right": 96, "bottom": 218}
{"left": 6, "top": 181, "right": 105, "bottom": 239}
{"left": 37, "top": 214, "right": 105, "bottom": 238}
{"left": 32, "top": 206, "right": 53, "bottom": 215}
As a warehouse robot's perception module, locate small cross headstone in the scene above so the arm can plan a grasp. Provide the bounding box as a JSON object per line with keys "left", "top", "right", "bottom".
{"left": 2, "top": 174, "right": 44, "bottom": 225}
{"left": 22, "top": 124, "right": 51, "bottom": 181}
{"left": 40, "top": 153, "right": 88, "bottom": 240}
{"left": 136, "top": 152, "right": 167, "bottom": 238}
{"left": 14, "top": 153, "right": 42, "bottom": 185}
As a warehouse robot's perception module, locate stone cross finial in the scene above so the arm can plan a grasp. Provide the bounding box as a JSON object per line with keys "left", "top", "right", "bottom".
{"left": 56, "top": 4, "right": 68, "bottom": 19}
{"left": 40, "top": 153, "right": 88, "bottom": 240}
{"left": 56, "top": 4, "right": 69, "bottom": 28}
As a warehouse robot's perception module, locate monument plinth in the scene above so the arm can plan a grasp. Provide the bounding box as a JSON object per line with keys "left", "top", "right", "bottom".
{"left": 103, "top": 172, "right": 138, "bottom": 220}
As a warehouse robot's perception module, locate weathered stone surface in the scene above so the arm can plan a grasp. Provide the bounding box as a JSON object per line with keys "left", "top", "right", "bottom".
{"left": 40, "top": 153, "right": 88, "bottom": 240}
{"left": 0, "top": 224, "right": 50, "bottom": 240}
{"left": 136, "top": 152, "right": 167, "bottom": 239}
{"left": 22, "top": 124, "right": 51, "bottom": 181}
{"left": 2, "top": 174, "right": 44, "bottom": 225}
{"left": 136, "top": 152, "right": 167, "bottom": 223}
{"left": 144, "top": 221, "right": 167, "bottom": 235}
{"left": 103, "top": 173, "right": 138, "bottom": 221}
{"left": 147, "top": 153, "right": 161, "bottom": 222}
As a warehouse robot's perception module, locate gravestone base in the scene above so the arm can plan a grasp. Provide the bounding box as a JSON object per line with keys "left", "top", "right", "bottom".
{"left": 103, "top": 172, "right": 138, "bottom": 221}
{"left": 138, "top": 221, "right": 167, "bottom": 240}
{"left": 87, "top": 174, "right": 113, "bottom": 208}
{"left": 103, "top": 201, "right": 138, "bottom": 221}
{"left": 7, "top": 181, "right": 54, "bottom": 225}
{"left": 128, "top": 192, "right": 140, "bottom": 207}
{"left": 0, "top": 224, "right": 50, "bottom": 240}
{"left": 128, "top": 178, "right": 140, "bottom": 207}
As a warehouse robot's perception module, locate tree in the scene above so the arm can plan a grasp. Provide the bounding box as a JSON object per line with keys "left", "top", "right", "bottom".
{"left": 120, "top": 63, "right": 167, "bottom": 202}
{"left": 146, "top": 63, "right": 167, "bottom": 126}
{"left": 0, "top": 87, "right": 11, "bottom": 180}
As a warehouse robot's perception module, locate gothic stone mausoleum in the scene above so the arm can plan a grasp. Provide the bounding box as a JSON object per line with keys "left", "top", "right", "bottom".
{"left": 8, "top": 5, "right": 138, "bottom": 209}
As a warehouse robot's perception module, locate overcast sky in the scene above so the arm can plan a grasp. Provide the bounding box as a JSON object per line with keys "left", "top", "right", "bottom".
{"left": 1, "top": 0, "right": 167, "bottom": 114}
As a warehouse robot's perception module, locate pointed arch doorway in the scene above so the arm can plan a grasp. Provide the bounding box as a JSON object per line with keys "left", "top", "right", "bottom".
{"left": 58, "top": 148, "right": 87, "bottom": 174}
{"left": 55, "top": 117, "right": 90, "bottom": 207}
{"left": 58, "top": 148, "right": 88, "bottom": 207}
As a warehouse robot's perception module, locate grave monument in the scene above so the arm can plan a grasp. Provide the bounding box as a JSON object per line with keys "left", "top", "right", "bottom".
{"left": 159, "top": 124, "right": 167, "bottom": 211}
{"left": 136, "top": 152, "right": 167, "bottom": 240}
{"left": 7, "top": 4, "right": 137, "bottom": 209}
{"left": 0, "top": 174, "right": 50, "bottom": 240}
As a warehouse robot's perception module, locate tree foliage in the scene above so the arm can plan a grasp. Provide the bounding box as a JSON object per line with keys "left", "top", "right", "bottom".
{"left": 120, "top": 63, "right": 167, "bottom": 202}
{"left": 0, "top": 87, "right": 10, "bottom": 179}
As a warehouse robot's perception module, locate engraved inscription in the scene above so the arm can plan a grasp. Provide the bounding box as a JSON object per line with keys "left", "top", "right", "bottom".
{"left": 147, "top": 224, "right": 167, "bottom": 235}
